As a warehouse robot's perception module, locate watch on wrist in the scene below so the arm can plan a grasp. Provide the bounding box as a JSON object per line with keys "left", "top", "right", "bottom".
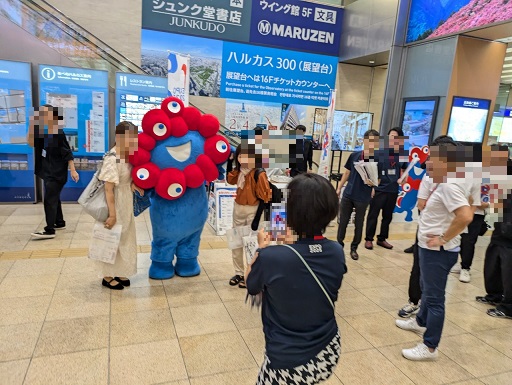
{"left": 439, "top": 234, "right": 448, "bottom": 244}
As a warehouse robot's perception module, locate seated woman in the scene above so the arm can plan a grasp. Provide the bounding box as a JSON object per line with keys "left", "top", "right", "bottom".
{"left": 245, "top": 173, "right": 347, "bottom": 385}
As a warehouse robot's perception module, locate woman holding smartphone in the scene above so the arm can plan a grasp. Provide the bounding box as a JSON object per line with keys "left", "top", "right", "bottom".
{"left": 246, "top": 173, "right": 347, "bottom": 384}
{"left": 97, "top": 121, "right": 143, "bottom": 290}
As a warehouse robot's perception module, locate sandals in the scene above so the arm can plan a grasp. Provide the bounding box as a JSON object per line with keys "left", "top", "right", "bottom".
{"left": 229, "top": 274, "right": 246, "bottom": 288}
{"left": 102, "top": 278, "right": 124, "bottom": 290}
{"left": 114, "top": 277, "right": 131, "bottom": 287}
{"left": 229, "top": 275, "right": 244, "bottom": 286}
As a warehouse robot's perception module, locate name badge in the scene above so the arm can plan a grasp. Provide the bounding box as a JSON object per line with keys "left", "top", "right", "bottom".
{"left": 42, "top": 149, "right": 47, "bottom": 158}
{"left": 388, "top": 169, "right": 396, "bottom": 176}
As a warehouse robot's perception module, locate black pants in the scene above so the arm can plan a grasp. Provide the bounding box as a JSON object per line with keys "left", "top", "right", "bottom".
{"left": 365, "top": 191, "right": 398, "bottom": 242}
{"left": 408, "top": 230, "right": 422, "bottom": 305}
{"left": 337, "top": 197, "right": 369, "bottom": 251}
{"left": 460, "top": 214, "right": 485, "bottom": 270}
{"left": 44, "top": 180, "right": 66, "bottom": 234}
{"left": 484, "top": 243, "right": 512, "bottom": 316}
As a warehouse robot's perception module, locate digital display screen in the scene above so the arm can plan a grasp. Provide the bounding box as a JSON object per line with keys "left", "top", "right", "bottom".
{"left": 401, "top": 98, "right": 438, "bottom": 149}
{"left": 498, "top": 109, "right": 512, "bottom": 144}
{"left": 447, "top": 97, "right": 490, "bottom": 143}
{"left": 331, "top": 111, "right": 372, "bottom": 151}
{"left": 115, "top": 73, "right": 168, "bottom": 129}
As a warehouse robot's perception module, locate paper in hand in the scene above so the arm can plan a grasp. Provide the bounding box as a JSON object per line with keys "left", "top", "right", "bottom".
{"left": 397, "top": 158, "right": 419, "bottom": 185}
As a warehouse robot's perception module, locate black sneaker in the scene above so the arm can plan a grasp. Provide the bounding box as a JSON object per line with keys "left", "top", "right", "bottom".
{"left": 404, "top": 245, "right": 414, "bottom": 254}
{"left": 54, "top": 224, "right": 66, "bottom": 230}
{"left": 487, "top": 308, "right": 512, "bottom": 319}
{"left": 475, "top": 296, "right": 500, "bottom": 306}
{"left": 31, "top": 231, "right": 56, "bottom": 239}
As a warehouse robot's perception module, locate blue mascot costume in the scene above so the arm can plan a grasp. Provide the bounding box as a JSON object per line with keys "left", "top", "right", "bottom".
{"left": 130, "top": 97, "right": 230, "bottom": 279}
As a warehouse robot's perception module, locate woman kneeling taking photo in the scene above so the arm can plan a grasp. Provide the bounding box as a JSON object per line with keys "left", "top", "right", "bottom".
{"left": 246, "top": 173, "right": 347, "bottom": 385}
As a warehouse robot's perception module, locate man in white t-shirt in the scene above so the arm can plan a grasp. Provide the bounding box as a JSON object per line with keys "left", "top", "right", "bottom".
{"left": 396, "top": 137, "right": 475, "bottom": 361}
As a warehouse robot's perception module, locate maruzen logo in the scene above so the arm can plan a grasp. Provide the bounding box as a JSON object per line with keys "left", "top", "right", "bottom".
{"left": 257, "top": 20, "right": 334, "bottom": 44}
{"left": 463, "top": 101, "right": 480, "bottom": 107}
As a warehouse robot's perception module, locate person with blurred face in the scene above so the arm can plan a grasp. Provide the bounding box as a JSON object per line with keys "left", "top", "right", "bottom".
{"left": 97, "top": 121, "right": 141, "bottom": 290}
{"left": 28, "top": 105, "right": 79, "bottom": 239}
{"left": 365, "top": 127, "right": 407, "bottom": 250}
{"left": 396, "top": 136, "right": 475, "bottom": 361}
{"left": 336, "top": 129, "right": 381, "bottom": 261}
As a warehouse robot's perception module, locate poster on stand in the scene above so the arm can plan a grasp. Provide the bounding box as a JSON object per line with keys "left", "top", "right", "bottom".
{"left": 0, "top": 59, "right": 35, "bottom": 202}
{"left": 225, "top": 99, "right": 281, "bottom": 134}
{"left": 115, "top": 72, "right": 167, "bottom": 129}
{"left": 317, "top": 89, "right": 336, "bottom": 179}
{"left": 168, "top": 52, "right": 190, "bottom": 106}
{"left": 38, "top": 65, "right": 109, "bottom": 201}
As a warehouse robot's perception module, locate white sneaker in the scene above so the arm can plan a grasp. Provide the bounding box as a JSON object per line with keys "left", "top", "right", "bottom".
{"left": 395, "top": 318, "right": 426, "bottom": 336}
{"left": 402, "top": 343, "right": 438, "bottom": 361}
{"left": 450, "top": 265, "right": 461, "bottom": 274}
{"left": 459, "top": 269, "right": 471, "bottom": 283}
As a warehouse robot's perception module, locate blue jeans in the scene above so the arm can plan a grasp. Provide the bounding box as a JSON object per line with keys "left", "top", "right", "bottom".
{"left": 416, "top": 247, "right": 458, "bottom": 349}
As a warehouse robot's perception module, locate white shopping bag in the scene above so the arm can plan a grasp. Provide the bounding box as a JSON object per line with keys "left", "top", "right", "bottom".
{"left": 226, "top": 225, "right": 251, "bottom": 250}
{"left": 88, "top": 222, "right": 122, "bottom": 264}
{"left": 242, "top": 232, "right": 259, "bottom": 265}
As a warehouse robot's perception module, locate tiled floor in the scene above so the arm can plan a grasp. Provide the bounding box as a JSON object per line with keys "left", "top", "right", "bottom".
{"left": 0, "top": 204, "right": 511, "bottom": 385}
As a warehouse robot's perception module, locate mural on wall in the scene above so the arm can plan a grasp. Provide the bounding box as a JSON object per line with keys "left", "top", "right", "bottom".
{"left": 407, "top": 0, "right": 512, "bottom": 43}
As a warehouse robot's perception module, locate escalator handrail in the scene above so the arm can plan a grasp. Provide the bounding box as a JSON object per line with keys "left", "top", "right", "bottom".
{"left": 22, "top": 0, "right": 142, "bottom": 73}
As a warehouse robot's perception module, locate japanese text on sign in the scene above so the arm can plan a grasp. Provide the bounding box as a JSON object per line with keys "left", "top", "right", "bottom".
{"left": 258, "top": 1, "right": 337, "bottom": 25}
{"left": 221, "top": 42, "right": 337, "bottom": 107}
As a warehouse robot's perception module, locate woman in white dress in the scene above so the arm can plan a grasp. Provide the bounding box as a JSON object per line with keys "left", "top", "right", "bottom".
{"left": 97, "top": 121, "right": 142, "bottom": 290}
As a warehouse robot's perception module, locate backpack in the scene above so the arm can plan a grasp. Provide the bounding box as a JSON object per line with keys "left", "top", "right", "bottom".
{"left": 251, "top": 168, "right": 283, "bottom": 231}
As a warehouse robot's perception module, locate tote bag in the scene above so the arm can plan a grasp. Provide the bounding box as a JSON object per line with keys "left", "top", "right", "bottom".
{"left": 226, "top": 225, "right": 251, "bottom": 250}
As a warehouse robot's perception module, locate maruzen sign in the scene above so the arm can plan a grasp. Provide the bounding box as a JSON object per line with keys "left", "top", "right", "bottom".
{"left": 142, "top": 0, "right": 343, "bottom": 56}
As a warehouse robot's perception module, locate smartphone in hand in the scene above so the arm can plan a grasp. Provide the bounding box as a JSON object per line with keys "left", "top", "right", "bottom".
{"left": 270, "top": 203, "right": 287, "bottom": 239}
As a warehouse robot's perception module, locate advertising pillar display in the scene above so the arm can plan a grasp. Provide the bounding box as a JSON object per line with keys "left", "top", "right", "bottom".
{"left": 167, "top": 52, "right": 190, "bottom": 106}
{"left": 0, "top": 59, "right": 35, "bottom": 202}
{"left": 38, "top": 65, "right": 109, "bottom": 201}
{"left": 115, "top": 73, "right": 167, "bottom": 129}
{"left": 317, "top": 89, "right": 336, "bottom": 179}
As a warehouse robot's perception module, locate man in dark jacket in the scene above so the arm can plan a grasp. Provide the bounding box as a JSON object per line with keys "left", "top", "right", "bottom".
{"left": 476, "top": 192, "right": 512, "bottom": 319}
{"left": 290, "top": 125, "right": 313, "bottom": 177}
{"left": 28, "top": 105, "right": 79, "bottom": 239}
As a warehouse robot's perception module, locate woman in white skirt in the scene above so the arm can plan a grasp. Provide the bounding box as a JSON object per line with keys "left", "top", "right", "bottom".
{"left": 97, "top": 121, "right": 141, "bottom": 290}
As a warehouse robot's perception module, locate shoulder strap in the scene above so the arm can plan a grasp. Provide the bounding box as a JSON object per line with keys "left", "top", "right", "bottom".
{"left": 282, "top": 244, "right": 335, "bottom": 309}
{"left": 254, "top": 168, "right": 264, "bottom": 183}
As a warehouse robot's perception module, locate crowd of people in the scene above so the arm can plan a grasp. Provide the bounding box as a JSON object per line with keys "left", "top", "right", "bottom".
{"left": 26, "top": 104, "right": 511, "bottom": 384}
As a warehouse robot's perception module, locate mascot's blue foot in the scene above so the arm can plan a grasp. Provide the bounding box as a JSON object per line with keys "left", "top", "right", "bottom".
{"left": 175, "top": 258, "right": 201, "bottom": 277}
{"left": 149, "top": 261, "right": 175, "bottom": 280}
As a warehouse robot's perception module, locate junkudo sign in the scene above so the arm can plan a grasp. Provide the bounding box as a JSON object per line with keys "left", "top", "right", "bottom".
{"left": 142, "top": 0, "right": 252, "bottom": 42}
{"left": 142, "top": 0, "right": 343, "bottom": 56}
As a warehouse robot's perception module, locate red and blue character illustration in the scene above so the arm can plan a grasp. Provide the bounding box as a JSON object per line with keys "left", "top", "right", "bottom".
{"left": 394, "top": 146, "right": 430, "bottom": 222}
{"left": 130, "top": 97, "right": 230, "bottom": 279}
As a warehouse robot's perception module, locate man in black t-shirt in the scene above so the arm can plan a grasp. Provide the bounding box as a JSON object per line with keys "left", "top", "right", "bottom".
{"left": 365, "top": 127, "right": 407, "bottom": 250}
{"left": 28, "top": 105, "right": 79, "bottom": 239}
{"left": 336, "top": 129, "right": 382, "bottom": 261}
{"left": 289, "top": 125, "right": 313, "bottom": 177}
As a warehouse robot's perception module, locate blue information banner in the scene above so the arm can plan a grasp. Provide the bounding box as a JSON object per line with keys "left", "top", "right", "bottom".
{"left": 220, "top": 42, "right": 337, "bottom": 107}
{"left": 0, "top": 59, "right": 35, "bottom": 203}
{"left": 38, "top": 65, "right": 109, "bottom": 201}
{"left": 115, "top": 72, "right": 168, "bottom": 129}
{"left": 250, "top": 0, "right": 343, "bottom": 56}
